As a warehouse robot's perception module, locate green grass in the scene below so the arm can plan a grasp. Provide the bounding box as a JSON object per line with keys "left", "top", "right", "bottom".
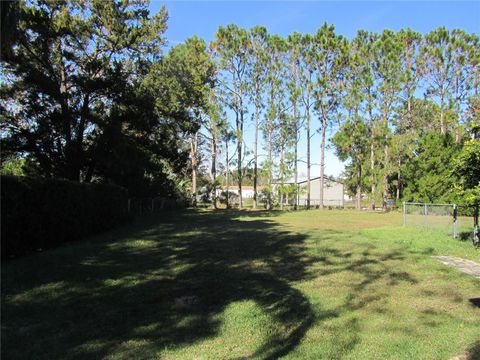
{"left": 2, "top": 209, "right": 479, "bottom": 359}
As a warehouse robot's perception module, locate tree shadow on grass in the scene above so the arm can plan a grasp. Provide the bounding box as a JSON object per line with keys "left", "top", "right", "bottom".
{"left": 466, "top": 341, "right": 480, "bottom": 360}
{"left": 2, "top": 210, "right": 319, "bottom": 359}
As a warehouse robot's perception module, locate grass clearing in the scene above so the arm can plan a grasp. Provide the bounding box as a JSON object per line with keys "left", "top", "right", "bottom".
{"left": 2, "top": 209, "right": 479, "bottom": 359}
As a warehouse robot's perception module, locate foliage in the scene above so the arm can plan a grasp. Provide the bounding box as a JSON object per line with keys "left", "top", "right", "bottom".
{"left": 401, "top": 133, "right": 461, "bottom": 203}
{"left": 2, "top": 6, "right": 479, "bottom": 209}
{"left": 0, "top": 0, "right": 20, "bottom": 59}
{"left": 144, "top": 35, "right": 216, "bottom": 201}
{"left": 452, "top": 128, "right": 480, "bottom": 205}
{"left": 332, "top": 119, "right": 369, "bottom": 196}
{"left": 0, "top": 1, "right": 212, "bottom": 199}
{"left": 1, "top": 0, "right": 167, "bottom": 181}
{"left": 218, "top": 190, "right": 239, "bottom": 208}
{"left": 0, "top": 156, "right": 26, "bottom": 176}
{"left": 1, "top": 175, "right": 129, "bottom": 258}
{"left": 212, "top": 24, "right": 251, "bottom": 208}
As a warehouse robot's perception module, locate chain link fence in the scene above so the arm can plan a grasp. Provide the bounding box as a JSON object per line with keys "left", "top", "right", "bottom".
{"left": 403, "top": 202, "right": 479, "bottom": 245}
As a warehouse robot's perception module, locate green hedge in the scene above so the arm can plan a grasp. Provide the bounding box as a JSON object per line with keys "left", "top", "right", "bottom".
{"left": 1, "top": 176, "right": 130, "bottom": 258}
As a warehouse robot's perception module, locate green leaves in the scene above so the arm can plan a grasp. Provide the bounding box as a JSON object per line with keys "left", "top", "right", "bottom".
{"left": 0, "top": 1, "right": 204, "bottom": 198}
{"left": 146, "top": 36, "right": 215, "bottom": 123}
{"left": 452, "top": 133, "right": 480, "bottom": 205}
{"left": 402, "top": 133, "right": 460, "bottom": 203}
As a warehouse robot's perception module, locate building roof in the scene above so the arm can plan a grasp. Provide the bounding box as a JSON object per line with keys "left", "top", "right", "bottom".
{"left": 297, "top": 176, "right": 343, "bottom": 185}
{"left": 274, "top": 176, "right": 343, "bottom": 185}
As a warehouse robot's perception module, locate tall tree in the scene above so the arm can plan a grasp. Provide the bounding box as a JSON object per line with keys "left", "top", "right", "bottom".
{"left": 333, "top": 36, "right": 370, "bottom": 210}
{"left": 287, "top": 32, "right": 303, "bottom": 209}
{"left": 1, "top": 0, "right": 169, "bottom": 182}
{"left": 449, "top": 30, "right": 479, "bottom": 143}
{"left": 300, "top": 34, "right": 315, "bottom": 208}
{"left": 248, "top": 26, "right": 268, "bottom": 209}
{"left": 394, "top": 28, "right": 422, "bottom": 200}
{"left": 353, "top": 30, "right": 380, "bottom": 210}
{"left": 213, "top": 25, "right": 250, "bottom": 209}
{"left": 311, "top": 23, "right": 348, "bottom": 208}
{"left": 146, "top": 36, "right": 216, "bottom": 205}
{"left": 374, "top": 30, "right": 402, "bottom": 209}
{"left": 422, "top": 27, "right": 455, "bottom": 135}
{"left": 263, "top": 34, "right": 287, "bottom": 209}
{"left": 203, "top": 96, "right": 228, "bottom": 209}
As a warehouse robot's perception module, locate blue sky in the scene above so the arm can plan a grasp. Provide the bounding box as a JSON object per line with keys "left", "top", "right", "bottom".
{"left": 149, "top": 1, "right": 480, "bottom": 178}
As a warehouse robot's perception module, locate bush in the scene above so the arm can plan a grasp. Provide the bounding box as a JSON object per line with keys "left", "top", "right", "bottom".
{"left": 1, "top": 176, "right": 130, "bottom": 258}
{"left": 218, "top": 191, "right": 238, "bottom": 208}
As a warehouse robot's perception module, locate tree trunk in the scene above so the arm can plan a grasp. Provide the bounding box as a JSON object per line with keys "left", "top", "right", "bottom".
{"left": 407, "top": 95, "right": 412, "bottom": 129}
{"left": 370, "top": 130, "right": 375, "bottom": 211}
{"left": 191, "top": 132, "right": 198, "bottom": 208}
{"left": 211, "top": 129, "right": 217, "bottom": 209}
{"left": 267, "top": 88, "right": 274, "bottom": 210}
{"left": 440, "top": 91, "right": 446, "bottom": 134}
{"left": 253, "top": 87, "right": 259, "bottom": 209}
{"left": 225, "top": 135, "right": 229, "bottom": 209}
{"left": 382, "top": 143, "right": 389, "bottom": 211}
{"left": 356, "top": 163, "right": 362, "bottom": 211}
{"left": 319, "top": 114, "right": 327, "bottom": 209}
{"left": 280, "top": 145, "right": 284, "bottom": 210}
{"left": 56, "top": 39, "right": 78, "bottom": 182}
{"left": 84, "top": 138, "right": 99, "bottom": 183}
{"left": 306, "top": 103, "right": 311, "bottom": 209}
{"left": 237, "top": 110, "right": 243, "bottom": 209}
{"left": 367, "top": 87, "right": 376, "bottom": 211}
{"left": 396, "top": 159, "right": 401, "bottom": 201}
{"left": 294, "top": 101, "right": 298, "bottom": 210}
{"left": 454, "top": 80, "right": 461, "bottom": 143}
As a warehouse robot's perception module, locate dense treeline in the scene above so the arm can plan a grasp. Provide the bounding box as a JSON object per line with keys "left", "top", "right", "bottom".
{"left": 1, "top": 0, "right": 214, "bottom": 200}
{"left": 1, "top": 1, "right": 479, "bottom": 211}
{"left": 204, "top": 24, "right": 479, "bottom": 210}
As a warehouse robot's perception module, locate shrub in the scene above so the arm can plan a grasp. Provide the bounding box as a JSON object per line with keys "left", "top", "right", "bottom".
{"left": 1, "top": 176, "right": 129, "bottom": 258}
{"left": 218, "top": 191, "right": 238, "bottom": 208}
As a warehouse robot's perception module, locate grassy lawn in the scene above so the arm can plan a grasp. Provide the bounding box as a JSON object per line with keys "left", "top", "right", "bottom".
{"left": 2, "top": 209, "right": 479, "bottom": 359}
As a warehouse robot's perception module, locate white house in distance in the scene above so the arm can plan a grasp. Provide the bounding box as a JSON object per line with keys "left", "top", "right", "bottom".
{"left": 294, "top": 176, "right": 344, "bottom": 207}
{"left": 216, "top": 185, "right": 264, "bottom": 199}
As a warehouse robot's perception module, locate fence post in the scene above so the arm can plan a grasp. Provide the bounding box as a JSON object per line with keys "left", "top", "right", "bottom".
{"left": 453, "top": 204, "right": 458, "bottom": 239}
{"left": 474, "top": 205, "right": 479, "bottom": 246}
{"left": 403, "top": 201, "right": 406, "bottom": 226}
{"left": 152, "top": 198, "right": 154, "bottom": 213}
{"left": 128, "top": 198, "right": 131, "bottom": 213}
{"left": 424, "top": 203, "right": 428, "bottom": 229}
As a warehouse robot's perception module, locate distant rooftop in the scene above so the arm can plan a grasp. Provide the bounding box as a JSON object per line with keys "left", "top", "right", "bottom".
{"left": 278, "top": 176, "right": 343, "bottom": 185}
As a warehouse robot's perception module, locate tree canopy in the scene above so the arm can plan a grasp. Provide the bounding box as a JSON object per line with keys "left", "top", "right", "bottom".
{"left": 2, "top": 2, "right": 479, "bottom": 207}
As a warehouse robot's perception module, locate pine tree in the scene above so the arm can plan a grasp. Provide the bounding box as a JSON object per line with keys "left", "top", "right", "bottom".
{"left": 311, "top": 23, "right": 348, "bottom": 208}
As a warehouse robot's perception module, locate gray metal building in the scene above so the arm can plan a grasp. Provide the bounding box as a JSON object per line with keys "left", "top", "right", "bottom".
{"left": 295, "top": 176, "right": 344, "bottom": 207}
